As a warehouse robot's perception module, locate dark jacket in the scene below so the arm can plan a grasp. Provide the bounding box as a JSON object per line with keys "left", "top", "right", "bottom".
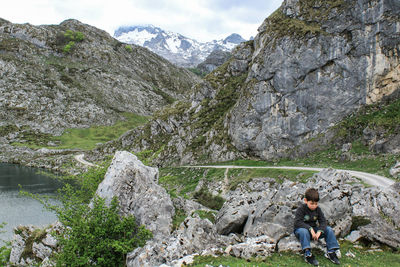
{"left": 294, "top": 203, "right": 327, "bottom": 233}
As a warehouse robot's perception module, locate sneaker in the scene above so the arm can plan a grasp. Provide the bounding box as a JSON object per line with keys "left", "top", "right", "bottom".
{"left": 304, "top": 253, "right": 319, "bottom": 266}
{"left": 325, "top": 251, "right": 340, "bottom": 264}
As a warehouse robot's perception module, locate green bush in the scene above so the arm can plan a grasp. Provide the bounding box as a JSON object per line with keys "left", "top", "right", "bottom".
{"left": 22, "top": 164, "right": 152, "bottom": 266}
{"left": 193, "top": 187, "right": 225, "bottom": 210}
{"left": 62, "top": 30, "right": 85, "bottom": 53}
{"left": 0, "top": 223, "right": 11, "bottom": 265}
{"left": 63, "top": 41, "right": 75, "bottom": 53}
{"left": 55, "top": 194, "right": 152, "bottom": 266}
{"left": 125, "top": 44, "right": 133, "bottom": 52}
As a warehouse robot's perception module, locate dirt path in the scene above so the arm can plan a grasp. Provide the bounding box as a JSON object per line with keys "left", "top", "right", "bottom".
{"left": 73, "top": 153, "right": 394, "bottom": 188}
{"left": 74, "top": 154, "right": 98, "bottom": 167}
{"left": 186, "top": 165, "right": 395, "bottom": 188}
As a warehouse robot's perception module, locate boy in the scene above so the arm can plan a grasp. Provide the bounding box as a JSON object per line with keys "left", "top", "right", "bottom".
{"left": 294, "top": 188, "right": 340, "bottom": 266}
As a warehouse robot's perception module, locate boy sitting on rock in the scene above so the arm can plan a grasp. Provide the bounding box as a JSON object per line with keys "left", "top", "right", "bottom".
{"left": 294, "top": 188, "right": 340, "bottom": 266}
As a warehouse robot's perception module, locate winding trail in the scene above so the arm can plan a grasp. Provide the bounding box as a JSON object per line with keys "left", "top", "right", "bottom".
{"left": 74, "top": 154, "right": 98, "bottom": 167}
{"left": 73, "top": 153, "right": 394, "bottom": 188}
{"left": 185, "top": 165, "right": 395, "bottom": 188}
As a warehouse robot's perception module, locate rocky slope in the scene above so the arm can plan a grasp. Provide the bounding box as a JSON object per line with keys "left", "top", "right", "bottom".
{"left": 114, "top": 25, "right": 245, "bottom": 67}
{"left": 91, "top": 0, "right": 399, "bottom": 166}
{"left": 10, "top": 152, "right": 400, "bottom": 266}
{"left": 0, "top": 18, "right": 200, "bottom": 137}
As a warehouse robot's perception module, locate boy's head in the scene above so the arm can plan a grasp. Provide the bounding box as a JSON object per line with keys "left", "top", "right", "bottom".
{"left": 304, "top": 188, "right": 319, "bottom": 210}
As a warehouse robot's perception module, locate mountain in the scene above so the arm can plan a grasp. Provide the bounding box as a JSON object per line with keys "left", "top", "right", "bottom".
{"left": 114, "top": 25, "right": 245, "bottom": 68}
{"left": 0, "top": 18, "right": 200, "bottom": 137}
{"left": 90, "top": 0, "right": 400, "bottom": 166}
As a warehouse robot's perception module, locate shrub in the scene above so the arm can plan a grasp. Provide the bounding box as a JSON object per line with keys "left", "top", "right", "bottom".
{"left": 62, "top": 30, "right": 85, "bottom": 54}
{"left": 54, "top": 194, "right": 152, "bottom": 266}
{"left": 125, "top": 44, "right": 133, "bottom": 52}
{"left": 0, "top": 223, "right": 11, "bottom": 265}
{"left": 63, "top": 41, "right": 75, "bottom": 53}
{"left": 193, "top": 187, "right": 225, "bottom": 210}
{"left": 23, "top": 164, "right": 152, "bottom": 266}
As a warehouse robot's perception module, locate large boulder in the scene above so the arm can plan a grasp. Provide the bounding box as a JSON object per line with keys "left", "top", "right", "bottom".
{"left": 126, "top": 214, "right": 230, "bottom": 267}
{"left": 215, "top": 169, "right": 400, "bottom": 251}
{"left": 95, "top": 151, "right": 174, "bottom": 240}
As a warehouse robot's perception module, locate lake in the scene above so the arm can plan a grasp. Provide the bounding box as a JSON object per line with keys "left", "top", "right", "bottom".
{"left": 0, "top": 163, "right": 62, "bottom": 242}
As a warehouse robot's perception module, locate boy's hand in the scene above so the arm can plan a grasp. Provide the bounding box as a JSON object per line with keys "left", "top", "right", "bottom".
{"left": 314, "top": 231, "right": 322, "bottom": 240}
{"left": 310, "top": 229, "right": 321, "bottom": 240}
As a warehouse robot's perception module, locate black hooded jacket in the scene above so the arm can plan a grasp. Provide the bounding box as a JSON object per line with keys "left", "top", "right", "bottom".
{"left": 294, "top": 203, "right": 327, "bottom": 233}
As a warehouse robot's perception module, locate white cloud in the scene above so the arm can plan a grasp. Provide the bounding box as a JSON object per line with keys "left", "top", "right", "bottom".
{"left": 0, "top": 0, "right": 283, "bottom": 42}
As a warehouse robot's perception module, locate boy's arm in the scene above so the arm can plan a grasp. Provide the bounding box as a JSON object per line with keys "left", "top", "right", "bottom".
{"left": 316, "top": 207, "right": 327, "bottom": 233}
{"left": 294, "top": 205, "right": 312, "bottom": 230}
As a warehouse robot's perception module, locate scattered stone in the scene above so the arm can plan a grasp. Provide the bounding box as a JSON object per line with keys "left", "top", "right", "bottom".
{"left": 389, "top": 161, "right": 400, "bottom": 178}
{"left": 345, "top": 251, "right": 356, "bottom": 258}
{"left": 345, "top": 231, "right": 362, "bottom": 243}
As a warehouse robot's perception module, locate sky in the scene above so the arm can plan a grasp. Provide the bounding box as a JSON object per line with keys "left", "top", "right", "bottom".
{"left": 0, "top": 0, "right": 283, "bottom": 42}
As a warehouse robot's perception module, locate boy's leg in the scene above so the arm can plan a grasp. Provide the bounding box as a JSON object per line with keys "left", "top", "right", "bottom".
{"left": 294, "top": 228, "right": 311, "bottom": 251}
{"left": 322, "top": 226, "right": 340, "bottom": 252}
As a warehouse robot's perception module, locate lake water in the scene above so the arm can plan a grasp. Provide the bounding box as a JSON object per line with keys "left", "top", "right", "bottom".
{"left": 0, "top": 163, "right": 63, "bottom": 242}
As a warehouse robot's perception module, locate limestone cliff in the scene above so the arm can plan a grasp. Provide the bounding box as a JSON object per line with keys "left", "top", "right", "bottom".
{"left": 0, "top": 18, "right": 200, "bottom": 136}
{"left": 94, "top": 0, "right": 399, "bottom": 165}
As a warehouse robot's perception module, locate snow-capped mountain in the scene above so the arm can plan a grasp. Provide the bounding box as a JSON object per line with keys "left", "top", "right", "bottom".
{"left": 114, "top": 25, "right": 246, "bottom": 68}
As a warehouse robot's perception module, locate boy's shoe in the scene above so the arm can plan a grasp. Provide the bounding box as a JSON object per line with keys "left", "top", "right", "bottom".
{"left": 325, "top": 251, "right": 340, "bottom": 264}
{"left": 304, "top": 253, "right": 319, "bottom": 266}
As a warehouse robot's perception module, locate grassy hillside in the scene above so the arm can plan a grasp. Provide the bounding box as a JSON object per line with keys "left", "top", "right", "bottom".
{"left": 11, "top": 112, "right": 148, "bottom": 150}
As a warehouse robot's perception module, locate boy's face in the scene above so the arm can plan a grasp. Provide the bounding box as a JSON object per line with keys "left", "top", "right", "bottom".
{"left": 304, "top": 198, "right": 318, "bottom": 210}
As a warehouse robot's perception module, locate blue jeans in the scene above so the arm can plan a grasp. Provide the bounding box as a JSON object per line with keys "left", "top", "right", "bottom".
{"left": 294, "top": 226, "right": 339, "bottom": 253}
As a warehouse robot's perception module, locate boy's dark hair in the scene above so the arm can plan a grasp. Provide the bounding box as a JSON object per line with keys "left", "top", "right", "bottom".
{"left": 304, "top": 188, "right": 319, "bottom": 202}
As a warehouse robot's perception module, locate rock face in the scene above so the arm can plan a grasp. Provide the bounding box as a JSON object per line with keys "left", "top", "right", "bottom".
{"left": 95, "top": 151, "right": 174, "bottom": 240}
{"left": 97, "top": 0, "right": 400, "bottom": 166}
{"left": 0, "top": 18, "right": 200, "bottom": 137}
{"left": 228, "top": 0, "right": 400, "bottom": 160}
{"left": 196, "top": 49, "right": 232, "bottom": 74}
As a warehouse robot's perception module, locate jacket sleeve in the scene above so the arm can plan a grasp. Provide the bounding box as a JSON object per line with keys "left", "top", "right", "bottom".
{"left": 294, "top": 205, "right": 312, "bottom": 230}
{"left": 316, "top": 207, "right": 327, "bottom": 233}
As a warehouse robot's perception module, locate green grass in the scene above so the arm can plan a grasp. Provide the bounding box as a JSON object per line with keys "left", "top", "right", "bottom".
{"left": 212, "top": 140, "right": 399, "bottom": 179}
{"left": 12, "top": 112, "right": 148, "bottom": 150}
{"left": 190, "top": 241, "right": 400, "bottom": 267}
{"left": 227, "top": 168, "right": 316, "bottom": 190}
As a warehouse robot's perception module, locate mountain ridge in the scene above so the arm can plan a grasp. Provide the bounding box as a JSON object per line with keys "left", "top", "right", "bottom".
{"left": 114, "top": 24, "right": 246, "bottom": 67}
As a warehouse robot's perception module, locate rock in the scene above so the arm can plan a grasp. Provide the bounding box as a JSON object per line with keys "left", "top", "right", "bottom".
{"left": 197, "top": 50, "right": 231, "bottom": 74}
{"left": 172, "top": 196, "right": 209, "bottom": 215}
{"left": 359, "top": 220, "right": 400, "bottom": 249}
{"left": 390, "top": 161, "right": 400, "bottom": 178}
{"left": 9, "top": 234, "right": 25, "bottom": 265}
{"left": 345, "top": 231, "right": 362, "bottom": 243}
{"left": 9, "top": 224, "right": 59, "bottom": 266}
{"left": 32, "top": 242, "right": 52, "bottom": 260}
{"left": 229, "top": 235, "right": 275, "bottom": 260}
{"left": 277, "top": 235, "right": 326, "bottom": 253}
{"left": 341, "top": 143, "right": 352, "bottom": 153}
{"left": 126, "top": 214, "right": 230, "bottom": 266}
{"left": 95, "top": 151, "right": 174, "bottom": 240}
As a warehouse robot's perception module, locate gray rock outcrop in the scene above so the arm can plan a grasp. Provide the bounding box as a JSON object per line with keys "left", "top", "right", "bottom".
{"left": 228, "top": 0, "right": 400, "bottom": 160}
{"left": 125, "top": 168, "right": 400, "bottom": 266}
{"left": 196, "top": 49, "right": 231, "bottom": 74}
{"left": 95, "top": 151, "right": 174, "bottom": 240}
{"left": 9, "top": 223, "right": 61, "bottom": 266}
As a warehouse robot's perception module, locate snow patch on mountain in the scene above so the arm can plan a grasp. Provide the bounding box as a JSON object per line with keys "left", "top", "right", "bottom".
{"left": 114, "top": 25, "right": 246, "bottom": 68}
